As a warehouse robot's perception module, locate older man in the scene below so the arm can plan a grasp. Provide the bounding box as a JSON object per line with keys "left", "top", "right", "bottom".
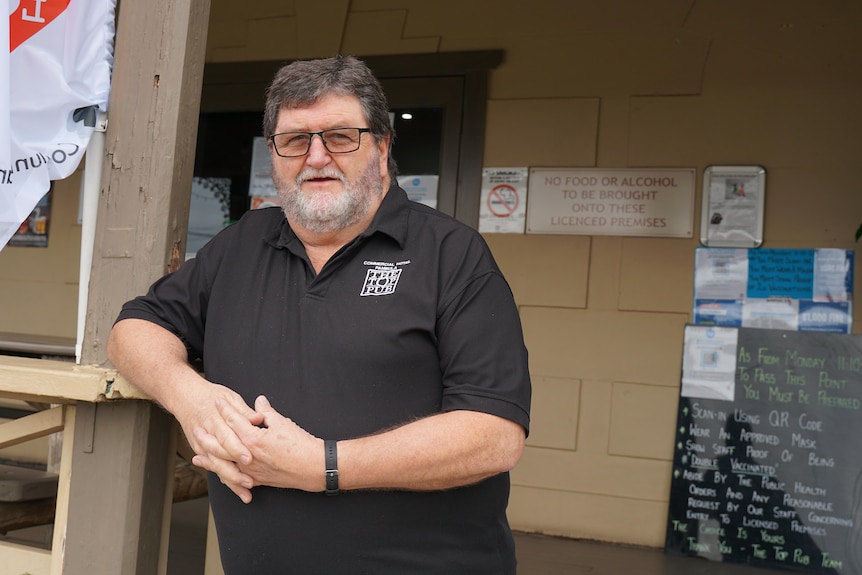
{"left": 107, "top": 55, "right": 531, "bottom": 574}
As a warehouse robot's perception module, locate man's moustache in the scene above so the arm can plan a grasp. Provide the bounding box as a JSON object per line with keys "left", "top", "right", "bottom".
{"left": 298, "top": 169, "right": 345, "bottom": 183}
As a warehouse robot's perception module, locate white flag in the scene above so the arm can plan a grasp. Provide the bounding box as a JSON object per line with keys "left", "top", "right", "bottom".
{"left": 1, "top": 0, "right": 116, "bottom": 250}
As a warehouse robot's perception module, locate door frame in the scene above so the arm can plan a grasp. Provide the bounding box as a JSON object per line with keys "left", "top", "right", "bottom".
{"left": 200, "top": 50, "right": 503, "bottom": 228}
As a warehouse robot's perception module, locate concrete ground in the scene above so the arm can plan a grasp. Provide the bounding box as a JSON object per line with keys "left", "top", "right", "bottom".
{"left": 167, "top": 497, "right": 782, "bottom": 575}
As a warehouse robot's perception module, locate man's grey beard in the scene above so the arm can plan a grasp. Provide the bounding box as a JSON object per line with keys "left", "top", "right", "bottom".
{"left": 275, "top": 154, "right": 384, "bottom": 234}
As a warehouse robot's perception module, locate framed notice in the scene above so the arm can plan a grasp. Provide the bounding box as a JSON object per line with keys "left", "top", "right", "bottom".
{"left": 526, "top": 168, "right": 695, "bottom": 238}
{"left": 700, "top": 165, "right": 766, "bottom": 248}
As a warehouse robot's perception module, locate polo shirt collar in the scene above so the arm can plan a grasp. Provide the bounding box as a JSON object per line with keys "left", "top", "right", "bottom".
{"left": 359, "top": 184, "right": 409, "bottom": 248}
{"left": 267, "top": 184, "right": 410, "bottom": 250}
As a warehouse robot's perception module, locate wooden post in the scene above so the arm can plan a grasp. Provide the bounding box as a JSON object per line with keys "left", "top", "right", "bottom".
{"left": 82, "top": 0, "right": 210, "bottom": 356}
{"left": 60, "top": 0, "right": 211, "bottom": 573}
{"left": 60, "top": 402, "right": 175, "bottom": 573}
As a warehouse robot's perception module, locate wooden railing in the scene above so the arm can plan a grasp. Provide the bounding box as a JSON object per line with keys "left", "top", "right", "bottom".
{"left": 0, "top": 354, "right": 219, "bottom": 575}
{"left": 0, "top": 355, "right": 156, "bottom": 574}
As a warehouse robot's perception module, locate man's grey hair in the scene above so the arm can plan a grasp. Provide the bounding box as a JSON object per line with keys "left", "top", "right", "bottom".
{"left": 263, "top": 55, "right": 397, "bottom": 178}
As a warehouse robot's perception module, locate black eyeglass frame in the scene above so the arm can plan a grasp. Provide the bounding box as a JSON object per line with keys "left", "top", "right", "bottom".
{"left": 269, "top": 128, "right": 372, "bottom": 158}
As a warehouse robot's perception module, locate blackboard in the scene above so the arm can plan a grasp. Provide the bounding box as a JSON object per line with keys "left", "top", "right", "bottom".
{"left": 666, "top": 325, "right": 862, "bottom": 574}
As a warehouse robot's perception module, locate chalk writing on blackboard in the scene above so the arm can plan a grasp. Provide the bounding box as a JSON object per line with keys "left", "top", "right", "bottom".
{"left": 666, "top": 326, "right": 862, "bottom": 574}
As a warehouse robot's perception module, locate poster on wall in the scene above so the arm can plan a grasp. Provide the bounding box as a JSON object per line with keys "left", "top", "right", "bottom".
{"left": 478, "top": 167, "right": 527, "bottom": 234}
{"left": 186, "top": 177, "right": 232, "bottom": 259}
{"left": 693, "top": 247, "right": 854, "bottom": 333}
{"left": 8, "top": 188, "right": 51, "bottom": 248}
{"left": 700, "top": 165, "right": 766, "bottom": 248}
{"left": 397, "top": 175, "right": 439, "bottom": 209}
{"left": 249, "top": 136, "right": 277, "bottom": 209}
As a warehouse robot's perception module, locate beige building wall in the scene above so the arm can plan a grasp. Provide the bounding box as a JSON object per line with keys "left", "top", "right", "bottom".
{"left": 0, "top": 170, "right": 83, "bottom": 340}
{"left": 1, "top": 0, "right": 860, "bottom": 549}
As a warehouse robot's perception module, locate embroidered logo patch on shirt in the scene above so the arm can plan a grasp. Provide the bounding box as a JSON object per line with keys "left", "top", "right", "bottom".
{"left": 360, "top": 260, "right": 410, "bottom": 297}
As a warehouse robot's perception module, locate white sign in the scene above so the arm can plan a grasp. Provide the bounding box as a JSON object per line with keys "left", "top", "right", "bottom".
{"left": 249, "top": 136, "right": 277, "bottom": 197}
{"left": 681, "top": 325, "right": 738, "bottom": 401}
{"left": 479, "top": 167, "right": 527, "bottom": 234}
{"left": 186, "top": 177, "right": 231, "bottom": 258}
{"left": 1, "top": 0, "right": 116, "bottom": 250}
{"left": 397, "top": 175, "right": 439, "bottom": 209}
{"left": 526, "top": 168, "right": 695, "bottom": 237}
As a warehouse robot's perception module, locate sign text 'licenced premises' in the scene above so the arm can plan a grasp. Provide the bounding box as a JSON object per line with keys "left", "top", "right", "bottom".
{"left": 527, "top": 168, "right": 696, "bottom": 238}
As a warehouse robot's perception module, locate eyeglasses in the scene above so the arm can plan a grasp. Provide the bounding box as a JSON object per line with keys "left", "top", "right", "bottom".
{"left": 270, "top": 128, "right": 372, "bottom": 158}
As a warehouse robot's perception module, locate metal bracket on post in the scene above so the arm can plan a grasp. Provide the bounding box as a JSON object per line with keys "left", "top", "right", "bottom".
{"left": 72, "top": 106, "right": 108, "bottom": 131}
{"left": 95, "top": 110, "right": 108, "bottom": 132}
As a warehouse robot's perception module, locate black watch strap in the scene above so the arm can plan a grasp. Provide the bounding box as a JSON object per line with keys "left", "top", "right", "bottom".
{"left": 324, "top": 439, "right": 339, "bottom": 496}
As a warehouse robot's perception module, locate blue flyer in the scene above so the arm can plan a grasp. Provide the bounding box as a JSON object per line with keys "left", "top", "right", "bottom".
{"left": 693, "top": 248, "right": 854, "bottom": 333}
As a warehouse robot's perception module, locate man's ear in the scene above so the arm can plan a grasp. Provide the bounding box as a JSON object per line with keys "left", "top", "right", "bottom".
{"left": 376, "top": 133, "right": 392, "bottom": 185}
{"left": 377, "top": 133, "right": 391, "bottom": 169}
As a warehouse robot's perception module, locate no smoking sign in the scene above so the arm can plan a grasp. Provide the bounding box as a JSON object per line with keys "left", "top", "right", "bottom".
{"left": 479, "top": 168, "right": 528, "bottom": 233}
{"left": 488, "top": 184, "right": 519, "bottom": 217}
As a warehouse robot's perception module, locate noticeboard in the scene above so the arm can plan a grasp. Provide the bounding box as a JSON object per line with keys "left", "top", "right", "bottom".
{"left": 666, "top": 325, "right": 862, "bottom": 574}
{"left": 693, "top": 248, "right": 854, "bottom": 334}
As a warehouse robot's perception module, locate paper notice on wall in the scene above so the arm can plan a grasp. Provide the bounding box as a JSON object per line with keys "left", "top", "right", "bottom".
{"left": 693, "top": 248, "right": 854, "bottom": 333}
{"left": 479, "top": 168, "right": 527, "bottom": 234}
{"left": 249, "top": 137, "right": 277, "bottom": 197}
{"left": 397, "top": 175, "right": 439, "bottom": 209}
{"left": 681, "top": 325, "right": 738, "bottom": 401}
{"left": 186, "top": 177, "right": 231, "bottom": 258}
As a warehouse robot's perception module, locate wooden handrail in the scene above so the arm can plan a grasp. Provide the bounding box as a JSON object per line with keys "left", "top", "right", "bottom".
{"left": 0, "top": 355, "right": 147, "bottom": 404}
{"left": 0, "top": 357, "right": 202, "bottom": 574}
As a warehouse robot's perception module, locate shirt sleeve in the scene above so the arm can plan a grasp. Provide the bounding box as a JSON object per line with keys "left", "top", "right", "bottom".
{"left": 114, "top": 245, "right": 218, "bottom": 360}
{"left": 435, "top": 244, "right": 532, "bottom": 435}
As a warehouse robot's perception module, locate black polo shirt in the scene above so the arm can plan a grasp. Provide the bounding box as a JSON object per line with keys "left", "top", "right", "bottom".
{"left": 117, "top": 185, "right": 531, "bottom": 574}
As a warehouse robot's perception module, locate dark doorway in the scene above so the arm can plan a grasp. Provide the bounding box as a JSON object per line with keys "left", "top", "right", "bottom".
{"left": 188, "top": 51, "right": 501, "bottom": 252}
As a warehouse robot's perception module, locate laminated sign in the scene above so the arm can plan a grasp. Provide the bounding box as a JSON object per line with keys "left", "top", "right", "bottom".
{"left": 1, "top": 0, "right": 116, "bottom": 250}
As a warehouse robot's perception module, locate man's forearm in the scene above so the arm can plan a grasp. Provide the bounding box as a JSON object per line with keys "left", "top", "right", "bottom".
{"left": 107, "top": 318, "right": 206, "bottom": 417}
{"left": 109, "top": 318, "right": 266, "bottom": 502}
{"left": 336, "top": 410, "right": 525, "bottom": 492}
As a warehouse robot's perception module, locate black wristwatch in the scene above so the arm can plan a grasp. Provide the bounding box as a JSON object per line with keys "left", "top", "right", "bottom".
{"left": 324, "top": 439, "right": 339, "bottom": 496}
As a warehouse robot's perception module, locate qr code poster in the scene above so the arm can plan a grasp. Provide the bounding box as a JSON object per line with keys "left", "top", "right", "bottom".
{"left": 681, "top": 325, "right": 738, "bottom": 401}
